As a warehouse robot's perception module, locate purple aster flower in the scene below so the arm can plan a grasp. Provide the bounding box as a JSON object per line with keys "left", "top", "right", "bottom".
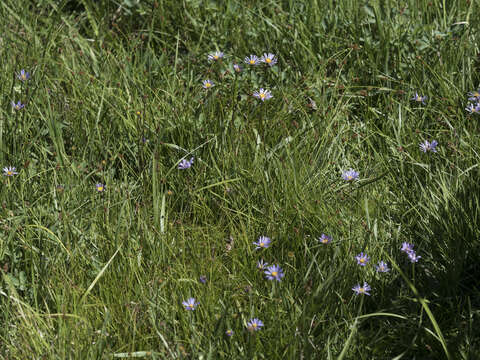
{"left": 342, "top": 169, "right": 359, "bottom": 181}
{"left": 264, "top": 264, "right": 284, "bottom": 281}
{"left": 178, "top": 157, "right": 194, "bottom": 169}
{"left": 182, "top": 297, "right": 199, "bottom": 311}
{"left": 3, "top": 167, "right": 18, "bottom": 176}
{"left": 17, "top": 69, "right": 30, "bottom": 81}
{"left": 256, "top": 259, "right": 268, "bottom": 270}
{"left": 401, "top": 242, "right": 414, "bottom": 254}
{"left": 355, "top": 252, "right": 370, "bottom": 266}
{"left": 419, "top": 140, "right": 438, "bottom": 153}
{"left": 253, "top": 88, "right": 273, "bottom": 102}
{"left": 96, "top": 183, "right": 105, "bottom": 192}
{"left": 11, "top": 101, "right": 25, "bottom": 110}
{"left": 244, "top": 55, "right": 259, "bottom": 66}
{"left": 318, "top": 234, "right": 332, "bottom": 244}
{"left": 352, "top": 282, "right": 371, "bottom": 296}
{"left": 208, "top": 51, "right": 224, "bottom": 61}
{"left": 375, "top": 261, "right": 390, "bottom": 273}
{"left": 468, "top": 89, "right": 480, "bottom": 102}
{"left": 408, "top": 251, "right": 421, "bottom": 263}
{"left": 246, "top": 318, "right": 263, "bottom": 331}
{"left": 202, "top": 79, "right": 215, "bottom": 89}
{"left": 465, "top": 102, "right": 480, "bottom": 114}
{"left": 233, "top": 63, "right": 242, "bottom": 73}
{"left": 199, "top": 275, "right": 207, "bottom": 284}
{"left": 253, "top": 236, "right": 271, "bottom": 249}
{"left": 411, "top": 92, "right": 427, "bottom": 105}
{"left": 260, "top": 53, "right": 277, "bottom": 66}
{"left": 225, "top": 329, "right": 234, "bottom": 337}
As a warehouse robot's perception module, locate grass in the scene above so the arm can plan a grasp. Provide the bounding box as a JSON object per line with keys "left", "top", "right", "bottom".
{"left": 0, "top": 0, "right": 479, "bottom": 358}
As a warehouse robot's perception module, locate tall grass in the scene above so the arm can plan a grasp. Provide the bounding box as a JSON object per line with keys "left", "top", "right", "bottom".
{"left": 0, "top": 0, "right": 479, "bottom": 358}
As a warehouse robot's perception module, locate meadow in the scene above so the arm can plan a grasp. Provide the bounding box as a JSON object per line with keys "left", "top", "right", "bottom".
{"left": 0, "top": 0, "right": 479, "bottom": 358}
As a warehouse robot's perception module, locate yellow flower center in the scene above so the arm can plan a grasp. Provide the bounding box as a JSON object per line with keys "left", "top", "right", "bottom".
{"left": 205, "top": 83, "right": 211, "bottom": 88}
{"left": 260, "top": 93, "right": 265, "bottom": 99}
{"left": 359, "top": 287, "right": 365, "bottom": 293}
{"left": 214, "top": 55, "right": 219, "bottom": 59}
{"left": 266, "top": 58, "right": 271, "bottom": 63}
{"left": 347, "top": 175, "right": 352, "bottom": 180}
{"left": 97, "top": 186, "right": 103, "bottom": 192}
{"left": 21, "top": 74, "right": 26, "bottom": 80}
{"left": 474, "top": 92, "right": 480, "bottom": 97}
{"left": 259, "top": 242, "right": 264, "bottom": 247}
{"left": 7, "top": 171, "right": 12, "bottom": 176}
{"left": 252, "top": 323, "right": 257, "bottom": 328}
{"left": 250, "top": 59, "right": 255, "bottom": 64}
{"left": 360, "top": 258, "right": 365, "bottom": 263}
{"left": 322, "top": 239, "right": 328, "bottom": 243}
{"left": 271, "top": 271, "right": 278, "bottom": 277}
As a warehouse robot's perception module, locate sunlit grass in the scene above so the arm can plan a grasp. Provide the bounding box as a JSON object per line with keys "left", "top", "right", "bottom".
{"left": 0, "top": 0, "right": 479, "bottom": 358}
